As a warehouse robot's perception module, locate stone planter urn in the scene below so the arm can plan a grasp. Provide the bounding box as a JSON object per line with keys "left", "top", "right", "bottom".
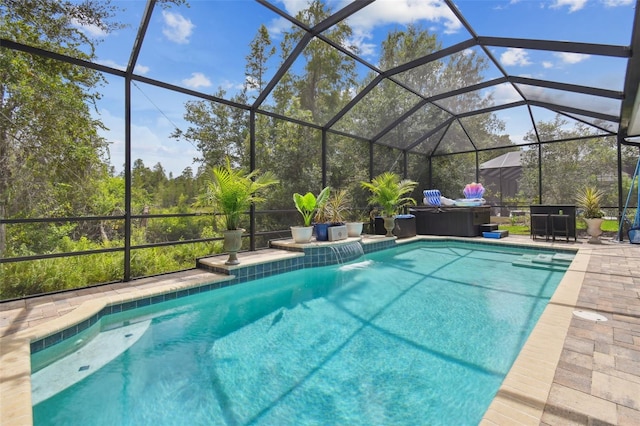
{"left": 383, "top": 216, "right": 396, "bottom": 237}
{"left": 223, "top": 229, "right": 244, "bottom": 265}
{"left": 584, "top": 218, "right": 604, "bottom": 244}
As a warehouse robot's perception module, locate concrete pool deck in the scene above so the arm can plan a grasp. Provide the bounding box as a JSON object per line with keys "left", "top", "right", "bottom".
{"left": 1, "top": 234, "right": 638, "bottom": 425}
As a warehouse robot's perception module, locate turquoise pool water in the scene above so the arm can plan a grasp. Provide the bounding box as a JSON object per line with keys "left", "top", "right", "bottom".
{"left": 32, "top": 241, "right": 570, "bottom": 425}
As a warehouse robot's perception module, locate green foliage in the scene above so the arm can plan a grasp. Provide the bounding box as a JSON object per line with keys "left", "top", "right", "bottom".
{"left": 324, "top": 189, "right": 350, "bottom": 223}
{"left": 293, "top": 187, "right": 330, "bottom": 226}
{"left": 519, "top": 117, "right": 635, "bottom": 205}
{"left": 576, "top": 186, "right": 605, "bottom": 218}
{"left": 196, "top": 157, "right": 279, "bottom": 230}
{"left": 143, "top": 214, "right": 208, "bottom": 243}
{"left": 361, "top": 172, "right": 418, "bottom": 217}
{"left": 8, "top": 0, "right": 630, "bottom": 301}
{"left": 171, "top": 89, "right": 250, "bottom": 167}
{"left": 431, "top": 153, "right": 477, "bottom": 200}
{"left": 0, "top": 236, "right": 125, "bottom": 299}
{"left": 0, "top": 229, "right": 216, "bottom": 299}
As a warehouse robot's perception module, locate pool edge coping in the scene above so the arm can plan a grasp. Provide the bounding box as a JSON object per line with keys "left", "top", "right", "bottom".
{"left": 479, "top": 247, "right": 590, "bottom": 425}
{"left": 0, "top": 236, "right": 584, "bottom": 425}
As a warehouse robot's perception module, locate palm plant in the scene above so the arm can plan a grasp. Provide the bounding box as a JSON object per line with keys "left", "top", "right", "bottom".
{"left": 197, "top": 157, "right": 279, "bottom": 230}
{"left": 361, "top": 172, "right": 418, "bottom": 217}
{"left": 576, "top": 186, "right": 604, "bottom": 219}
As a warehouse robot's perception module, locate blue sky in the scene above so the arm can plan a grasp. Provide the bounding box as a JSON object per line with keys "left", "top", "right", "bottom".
{"left": 75, "top": 0, "right": 636, "bottom": 176}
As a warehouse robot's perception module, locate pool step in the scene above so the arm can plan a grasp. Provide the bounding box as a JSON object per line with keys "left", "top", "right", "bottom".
{"left": 31, "top": 319, "right": 152, "bottom": 405}
{"left": 512, "top": 253, "right": 574, "bottom": 271}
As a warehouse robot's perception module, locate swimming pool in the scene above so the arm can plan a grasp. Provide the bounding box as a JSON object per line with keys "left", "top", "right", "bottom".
{"left": 31, "top": 240, "right": 573, "bottom": 425}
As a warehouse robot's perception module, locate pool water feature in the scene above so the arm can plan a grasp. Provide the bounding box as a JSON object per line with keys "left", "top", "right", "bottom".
{"left": 329, "top": 240, "right": 364, "bottom": 264}
{"left": 31, "top": 241, "right": 572, "bottom": 425}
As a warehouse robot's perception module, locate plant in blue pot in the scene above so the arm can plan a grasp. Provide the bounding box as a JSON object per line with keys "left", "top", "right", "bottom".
{"left": 292, "top": 186, "right": 330, "bottom": 243}
{"left": 314, "top": 188, "right": 349, "bottom": 241}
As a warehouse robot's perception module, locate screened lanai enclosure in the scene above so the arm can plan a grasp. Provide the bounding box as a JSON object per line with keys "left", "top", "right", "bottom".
{"left": 2, "top": 0, "right": 640, "bottom": 300}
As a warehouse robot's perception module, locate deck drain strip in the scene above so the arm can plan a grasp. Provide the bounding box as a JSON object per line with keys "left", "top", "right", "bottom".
{"left": 573, "top": 310, "right": 608, "bottom": 321}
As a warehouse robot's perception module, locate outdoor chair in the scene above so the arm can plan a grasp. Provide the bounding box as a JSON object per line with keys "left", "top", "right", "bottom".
{"left": 530, "top": 214, "right": 549, "bottom": 241}
{"left": 550, "top": 214, "right": 570, "bottom": 242}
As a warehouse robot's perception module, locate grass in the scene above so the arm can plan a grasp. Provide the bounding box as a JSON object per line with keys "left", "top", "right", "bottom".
{"left": 499, "top": 224, "right": 529, "bottom": 235}
{"left": 601, "top": 219, "right": 620, "bottom": 232}
{"left": 497, "top": 218, "right": 620, "bottom": 236}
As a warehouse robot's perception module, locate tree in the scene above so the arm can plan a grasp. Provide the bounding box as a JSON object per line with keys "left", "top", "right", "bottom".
{"left": 245, "top": 24, "right": 275, "bottom": 102}
{"left": 0, "top": 0, "right": 124, "bottom": 256}
{"left": 357, "top": 24, "right": 503, "bottom": 197}
{"left": 266, "top": 1, "right": 363, "bottom": 214}
{"left": 518, "top": 115, "right": 634, "bottom": 206}
{"left": 295, "top": 1, "right": 358, "bottom": 125}
{"left": 171, "top": 88, "right": 249, "bottom": 171}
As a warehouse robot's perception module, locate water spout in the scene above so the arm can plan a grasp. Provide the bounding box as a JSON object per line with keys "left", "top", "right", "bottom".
{"left": 329, "top": 241, "right": 364, "bottom": 265}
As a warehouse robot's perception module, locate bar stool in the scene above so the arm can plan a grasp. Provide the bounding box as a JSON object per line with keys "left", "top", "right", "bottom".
{"left": 530, "top": 214, "right": 549, "bottom": 241}
{"left": 550, "top": 214, "right": 570, "bottom": 242}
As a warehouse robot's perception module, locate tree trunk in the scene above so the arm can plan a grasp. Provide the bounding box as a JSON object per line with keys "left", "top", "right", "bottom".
{"left": 0, "top": 203, "right": 5, "bottom": 257}
{"left": 99, "top": 221, "right": 109, "bottom": 244}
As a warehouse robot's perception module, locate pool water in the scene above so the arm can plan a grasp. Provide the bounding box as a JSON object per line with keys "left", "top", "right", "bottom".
{"left": 32, "top": 241, "right": 570, "bottom": 425}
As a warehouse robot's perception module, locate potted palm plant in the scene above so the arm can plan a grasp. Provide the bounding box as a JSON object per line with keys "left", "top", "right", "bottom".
{"left": 292, "top": 186, "right": 330, "bottom": 243}
{"left": 576, "top": 185, "right": 605, "bottom": 244}
{"left": 361, "top": 172, "right": 418, "bottom": 237}
{"left": 197, "top": 156, "right": 279, "bottom": 264}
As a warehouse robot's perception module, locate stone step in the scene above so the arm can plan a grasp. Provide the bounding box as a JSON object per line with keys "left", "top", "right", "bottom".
{"left": 512, "top": 253, "right": 574, "bottom": 271}
{"left": 511, "top": 258, "right": 569, "bottom": 272}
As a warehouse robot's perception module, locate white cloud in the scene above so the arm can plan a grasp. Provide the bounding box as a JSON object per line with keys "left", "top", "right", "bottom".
{"left": 268, "top": 16, "right": 293, "bottom": 37}
{"left": 554, "top": 52, "right": 590, "bottom": 64}
{"left": 72, "top": 19, "right": 107, "bottom": 38}
{"left": 280, "top": 0, "right": 315, "bottom": 17}
{"left": 218, "top": 79, "right": 244, "bottom": 91}
{"left": 162, "top": 11, "right": 194, "bottom": 44}
{"left": 550, "top": 0, "right": 588, "bottom": 12}
{"left": 271, "top": 0, "right": 460, "bottom": 60}
{"left": 182, "top": 72, "right": 212, "bottom": 89}
{"left": 542, "top": 61, "right": 553, "bottom": 69}
{"left": 134, "top": 64, "right": 150, "bottom": 75}
{"left": 347, "top": 0, "right": 461, "bottom": 34}
{"left": 500, "top": 48, "right": 531, "bottom": 66}
{"left": 326, "top": 0, "right": 461, "bottom": 60}
{"left": 601, "top": 0, "right": 633, "bottom": 6}
{"left": 347, "top": 29, "right": 377, "bottom": 57}
{"left": 490, "top": 83, "right": 523, "bottom": 104}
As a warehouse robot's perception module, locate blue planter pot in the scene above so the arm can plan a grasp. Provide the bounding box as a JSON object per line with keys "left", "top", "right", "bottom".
{"left": 314, "top": 223, "right": 330, "bottom": 241}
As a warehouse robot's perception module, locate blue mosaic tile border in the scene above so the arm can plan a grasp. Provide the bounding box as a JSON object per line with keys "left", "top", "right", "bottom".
{"left": 301, "top": 243, "right": 366, "bottom": 267}
{"left": 361, "top": 239, "right": 395, "bottom": 253}
{"left": 29, "top": 281, "right": 236, "bottom": 354}
{"left": 199, "top": 256, "right": 305, "bottom": 283}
